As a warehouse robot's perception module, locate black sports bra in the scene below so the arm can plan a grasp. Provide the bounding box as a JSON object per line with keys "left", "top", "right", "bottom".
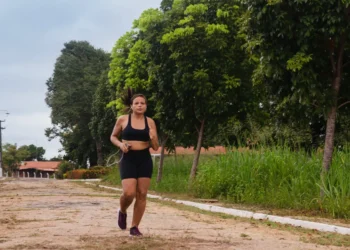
{"left": 121, "top": 114, "right": 150, "bottom": 142}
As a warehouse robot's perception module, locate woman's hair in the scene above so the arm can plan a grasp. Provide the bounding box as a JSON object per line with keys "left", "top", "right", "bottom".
{"left": 120, "top": 88, "right": 147, "bottom": 113}
{"left": 120, "top": 87, "right": 134, "bottom": 106}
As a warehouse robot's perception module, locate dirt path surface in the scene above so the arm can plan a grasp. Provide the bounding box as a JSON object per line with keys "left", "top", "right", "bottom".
{"left": 0, "top": 179, "right": 348, "bottom": 250}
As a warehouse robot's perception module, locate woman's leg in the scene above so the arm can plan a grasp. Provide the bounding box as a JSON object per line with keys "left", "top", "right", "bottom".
{"left": 131, "top": 177, "right": 151, "bottom": 228}
{"left": 118, "top": 178, "right": 137, "bottom": 230}
{"left": 120, "top": 178, "right": 137, "bottom": 213}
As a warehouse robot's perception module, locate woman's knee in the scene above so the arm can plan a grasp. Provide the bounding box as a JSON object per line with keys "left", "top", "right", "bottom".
{"left": 136, "top": 190, "right": 148, "bottom": 200}
{"left": 123, "top": 191, "right": 136, "bottom": 200}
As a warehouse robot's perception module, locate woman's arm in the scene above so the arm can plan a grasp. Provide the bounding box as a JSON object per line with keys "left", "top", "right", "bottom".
{"left": 110, "top": 116, "right": 129, "bottom": 153}
{"left": 148, "top": 118, "right": 159, "bottom": 151}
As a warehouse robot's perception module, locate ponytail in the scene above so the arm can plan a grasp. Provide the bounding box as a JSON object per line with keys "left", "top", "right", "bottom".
{"left": 120, "top": 87, "right": 134, "bottom": 113}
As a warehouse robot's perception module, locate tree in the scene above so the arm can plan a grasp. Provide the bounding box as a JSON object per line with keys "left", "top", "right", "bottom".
{"left": 2, "top": 144, "right": 30, "bottom": 173}
{"left": 132, "top": 4, "right": 187, "bottom": 182}
{"left": 19, "top": 144, "right": 46, "bottom": 161}
{"left": 242, "top": 0, "right": 350, "bottom": 171}
{"left": 89, "top": 69, "right": 117, "bottom": 166}
{"left": 45, "top": 41, "right": 111, "bottom": 167}
{"left": 160, "top": 0, "right": 253, "bottom": 179}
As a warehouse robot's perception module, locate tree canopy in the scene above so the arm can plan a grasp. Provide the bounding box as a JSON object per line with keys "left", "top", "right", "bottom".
{"left": 18, "top": 144, "right": 46, "bottom": 161}
{"left": 45, "top": 41, "right": 112, "bottom": 167}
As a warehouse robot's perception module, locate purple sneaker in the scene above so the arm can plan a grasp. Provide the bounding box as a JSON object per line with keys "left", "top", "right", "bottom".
{"left": 129, "top": 226, "right": 143, "bottom": 237}
{"left": 118, "top": 210, "right": 127, "bottom": 230}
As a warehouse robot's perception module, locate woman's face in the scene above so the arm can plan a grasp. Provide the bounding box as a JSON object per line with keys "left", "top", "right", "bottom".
{"left": 132, "top": 97, "right": 147, "bottom": 114}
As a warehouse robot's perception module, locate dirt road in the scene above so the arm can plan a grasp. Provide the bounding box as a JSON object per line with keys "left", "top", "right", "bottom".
{"left": 0, "top": 179, "right": 348, "bottom": 250}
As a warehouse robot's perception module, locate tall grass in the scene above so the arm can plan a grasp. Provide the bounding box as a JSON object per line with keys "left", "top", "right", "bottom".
{"left": 318, "top": 148, "right": 350, "bottom": 218}
{"left": 192, "top": 146, "right": 350, "bottom": 218}
{"left": 102, "top": 147, "right": 350, "bottom": 218}
{"left": 149, "top": 155, "right": 193, "bottom": 193}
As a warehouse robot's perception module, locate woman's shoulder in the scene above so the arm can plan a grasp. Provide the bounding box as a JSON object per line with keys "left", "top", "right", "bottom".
{"left": 146, "top": 116, "right": 154, "bottom": 121}
{"left": 116, "top": 114, "right": 128, "bottom": 122}
{"left": 146, "top": 117, "right": 156, "bottom": 126}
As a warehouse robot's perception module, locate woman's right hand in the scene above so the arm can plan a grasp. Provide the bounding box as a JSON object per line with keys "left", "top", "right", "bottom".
{"left": 119, "top": 142, "right": 130, "bottom": 153}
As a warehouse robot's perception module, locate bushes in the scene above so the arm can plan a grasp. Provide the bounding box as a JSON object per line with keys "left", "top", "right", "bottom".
{"left": 65, "top": 166, "right": 111, "bottom": 179}
{"left": 82, "top": 168, "right": 111, "bottom": 179}
{"left": 65, "top": 169, "right": 87, "bottom": 179}
{"left": 56, "top": 161, "right": 76, "bottom": 179}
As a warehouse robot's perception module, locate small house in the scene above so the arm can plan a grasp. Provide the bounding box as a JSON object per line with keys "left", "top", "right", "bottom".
{"left": 18, "top": 161, "right": 61, "bottom": 178}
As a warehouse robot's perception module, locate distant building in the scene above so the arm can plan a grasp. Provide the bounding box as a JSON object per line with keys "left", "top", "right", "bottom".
{"left": 18, "top": 161, "right": 61, "bottom": 178}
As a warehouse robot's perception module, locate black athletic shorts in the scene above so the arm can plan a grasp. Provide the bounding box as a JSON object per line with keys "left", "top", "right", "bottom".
{"left": 119, "top": 148, "right": 153, "bottom": 180}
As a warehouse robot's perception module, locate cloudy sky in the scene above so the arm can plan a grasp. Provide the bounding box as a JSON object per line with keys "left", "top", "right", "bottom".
{"left": 0, "top": 0, "right": 161, "bottom": 159}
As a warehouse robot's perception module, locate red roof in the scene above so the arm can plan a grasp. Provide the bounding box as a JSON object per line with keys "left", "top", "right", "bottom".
{"left": 19, "top": 161, "right": 61, "bottom": 171}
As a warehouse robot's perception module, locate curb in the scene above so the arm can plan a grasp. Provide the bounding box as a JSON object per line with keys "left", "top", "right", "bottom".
{"left": 67, "top": 179, "right": 101, "bottom": 182}
{"left": 85, "top": 182, "right": 350, "bottom": 235}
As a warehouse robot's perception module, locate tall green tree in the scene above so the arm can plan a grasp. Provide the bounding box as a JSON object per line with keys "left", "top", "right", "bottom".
{"left": 2, "top": 144, "right": 30, "bottom": 173}
{"left": 161, "top": 0, "right": 253, "bottom": 179}
{"left": 132, "top": 4, "right": 189, "bottom": 182}
{"left": 45, "top": 41, "right": 110, "bottom": 167}
{"left": 89, "top": 69, "right": 117, "bottom": 166}
{"left": 242, "top": 0, "right": 350, "bottom": 171}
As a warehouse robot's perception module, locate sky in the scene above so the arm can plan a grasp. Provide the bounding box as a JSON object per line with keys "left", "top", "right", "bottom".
{"left": 0, "top": 0, "right": 162, "bottom": 159}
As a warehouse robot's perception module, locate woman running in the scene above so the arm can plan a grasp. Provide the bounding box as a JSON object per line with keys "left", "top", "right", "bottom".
{"left": 110, "top": 93, "right": 159, "bottom": 237}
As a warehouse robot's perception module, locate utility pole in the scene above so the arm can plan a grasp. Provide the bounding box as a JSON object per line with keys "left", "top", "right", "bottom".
{"left": 0, "top": 120, "right": 4, "bottom": 177}
{"left": 0, "top": 110, "right": 9, "bottom": 177}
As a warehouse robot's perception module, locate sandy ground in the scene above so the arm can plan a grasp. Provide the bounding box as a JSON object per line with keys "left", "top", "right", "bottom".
{"left": 0, "top": 179, "right": 348, "bottom": 250}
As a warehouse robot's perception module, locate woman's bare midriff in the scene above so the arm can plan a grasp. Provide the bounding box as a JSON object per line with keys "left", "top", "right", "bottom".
{"left": 122, "top": 140, "right": 150, "bottom": 151}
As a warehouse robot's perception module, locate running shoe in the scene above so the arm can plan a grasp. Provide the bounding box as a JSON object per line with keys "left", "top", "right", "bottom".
{"left": 118, "top": 210, "right": 127, "bottom": 230}
{"left": 129, "top": 226, "right": 143, "bottom": 237}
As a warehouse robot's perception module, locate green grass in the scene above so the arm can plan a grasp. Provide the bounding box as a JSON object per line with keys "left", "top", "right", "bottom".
{"left": 102, "top": 146, "right": 350, "bottom": 219}
{"left": 192, "top": 146, "right": 350, "bottom": 218}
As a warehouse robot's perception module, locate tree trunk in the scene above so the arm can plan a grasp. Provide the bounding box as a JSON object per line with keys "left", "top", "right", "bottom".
{"left": 96, "top": 140, "right": 104, "bottom": 166}
{"left": 322, "top": 76, "right": 341, "bottom": 172}
{"left": 157, "top": 136, "right": 168, "bottom": 183}
{"left": 174, "top": 144, "right": 178, "bottom": 165}
{"left": 190, "top": 119, "right": 205, "bottom": 180}
{"left": 322, "top": 31, "right": 345, "bottom": 172}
